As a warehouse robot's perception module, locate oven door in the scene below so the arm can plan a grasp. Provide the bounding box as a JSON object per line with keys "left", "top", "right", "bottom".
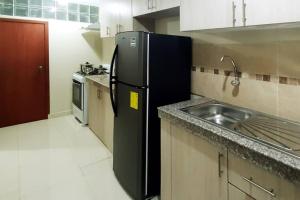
{"left": 72, "top": 80, "right": 83, "bottom": 110}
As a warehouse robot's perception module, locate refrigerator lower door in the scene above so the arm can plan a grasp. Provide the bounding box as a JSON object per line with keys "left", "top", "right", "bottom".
{"left": 113, "top": 82, "right": 147, "bottom": 200}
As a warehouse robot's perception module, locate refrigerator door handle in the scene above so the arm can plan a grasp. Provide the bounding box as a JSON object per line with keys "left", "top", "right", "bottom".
{"left": 109, "top": 44, "right": 118, "bottom": 116}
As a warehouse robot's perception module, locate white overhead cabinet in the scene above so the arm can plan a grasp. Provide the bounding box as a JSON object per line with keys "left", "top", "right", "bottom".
{"left": 180, "top": 0, "right": 237, "bottom": 31}
{"left": 100, "top": 0, "right": 132, "bottom": 38}
{"left": 118, "top": 0, "right": 133, "bottom": 33}
{"left": 132, "top": 0, "right": 180, "bottom": 17}
{"left": 132, "top": 0, "right": 152, "bottom": 16}
{"left": 241, "top": 0, "right": 300, "bottom": 26}
{"left": 181, "top": 0, "right": 300, "bottom": 31}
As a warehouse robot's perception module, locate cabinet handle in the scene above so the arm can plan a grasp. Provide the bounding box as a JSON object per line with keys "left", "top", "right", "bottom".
{"left": 117, "top": 24, "right": 121, "bottom": 33}
{"left": 218, "top": 152, "right": 224, "bottom": 178}
{"left": 152, "top": 0, "right": 156, "bottom": 9}
{"left": 106, "top": 26, "right": 110, "bottom": 36}
{"left": 242, "top": 0, "right": 247, "bottom": 26}
{"left": 242, "top": 177, "right": 276, "bottom": 197}
{"left": 232, "top": 1, "right": 236, "bottom": 27}
{"left": 147, "top": 0, "right": 151, "bottom": 9}
{"left": 97, "top": 89, "right": 101, "bottom": 99}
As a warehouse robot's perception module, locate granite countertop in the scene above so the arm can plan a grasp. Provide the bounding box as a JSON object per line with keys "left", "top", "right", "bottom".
{"left": 86, "top": 74, "right": 109, "bottom": 88}
{"left": 158, "top": 96, "right": 300, "bottom": 183}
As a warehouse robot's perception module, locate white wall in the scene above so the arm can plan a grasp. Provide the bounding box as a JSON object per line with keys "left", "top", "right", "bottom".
{"left": 48, "top": 20, "right": 101, "bottom": 117}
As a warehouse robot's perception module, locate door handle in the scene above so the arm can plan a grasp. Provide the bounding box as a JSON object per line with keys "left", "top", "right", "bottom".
{"left": 38, "top": 66, "right": 44, "bottom": 72}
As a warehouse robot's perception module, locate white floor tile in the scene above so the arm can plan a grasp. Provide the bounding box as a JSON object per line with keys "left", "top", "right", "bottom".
{"left": 81, "top": 158, "right": 132, "bottom": 200}
{"left": 0, "top": 115, "right": 131, "bottom": 200}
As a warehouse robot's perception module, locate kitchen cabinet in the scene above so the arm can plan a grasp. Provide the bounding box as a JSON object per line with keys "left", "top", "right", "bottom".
{"left": 238, "top": 0, "right": 300, "bottom": 27}
{"left": 181, "top": 0, "right": 300, "bottom": 31}
{"left": 160, "top": 119, "right": 172, "bottom": 200}
{"left": 132, "top": 0, "right": 180, "bottom": 17}
{"left": 228, "top": 152, "right": 300, "bottom": 200}
{"left": 180, "top": 0, "right": 236, "bottom": 31}
{"left": 100, "top": 0, "right": 132, "bottom": 38}
{"left": 88, "top": 81, "right": 114, "bottom": 152}
{"left": 160, "top": 119, "right": 228, "bottom": 200}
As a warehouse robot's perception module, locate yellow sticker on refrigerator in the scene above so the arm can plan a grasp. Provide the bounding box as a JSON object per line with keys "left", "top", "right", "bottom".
{"left": 130, "top": 91, "right": 139, "bottom": 110}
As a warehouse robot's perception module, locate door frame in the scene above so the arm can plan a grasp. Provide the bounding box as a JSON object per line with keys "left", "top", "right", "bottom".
{"left": 0, "top": 18, "right": 50, "bottom": 116}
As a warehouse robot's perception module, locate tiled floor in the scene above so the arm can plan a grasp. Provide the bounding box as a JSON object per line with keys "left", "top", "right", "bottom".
{"left": 0, "top": 115, "right": 132, "bottom": 200}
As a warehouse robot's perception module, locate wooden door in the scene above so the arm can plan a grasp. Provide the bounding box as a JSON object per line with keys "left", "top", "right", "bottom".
{"left": 171, "top": 124, "right": 228, "bottom": 200}
{"left": 0, "top": 19, "right": 49, "bottom": 128}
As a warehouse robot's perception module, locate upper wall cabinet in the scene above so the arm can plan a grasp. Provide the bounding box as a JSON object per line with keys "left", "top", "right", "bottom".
{"left": 181, "top": 0, "right": 300, "bottom": 31}
{"left": 241, "top": 0, "right": 300, "bottom": 26}
{"left": 132, "top": 0, "right": 180, "bottom": 17}
{"left": 180, "top": 0, "right": 236, "bottom": 31}
{"left": 100, "top": 0, "right": 133, "bottom": 38}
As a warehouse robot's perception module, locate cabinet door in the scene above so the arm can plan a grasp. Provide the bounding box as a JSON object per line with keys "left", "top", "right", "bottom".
{"left": 180, "top": 0, "right": 235, "bottom": 31}
{"left": 88, "top": 82, "right": 104, "bottom": 137}
{"left": 171, "top": 125, "right": 228, "bottom": 200}
{"left": 244, "top": 0, "right": 300, "bottom": 26}
{"left": 152, "top": 0, "right": 180, "bottom": 12}
{"left": 160, "top": 119, "right": 172, "bottom": 200}
{"left": 228, "top": 183, "right": 255, "bottom": 200}
{"left": 228, "top": 152, "right": 300, "bottom": 200}
{"left": 118, "top": 0, "right": 133, "bottom": 33}
{"left": 100, "top": 0, "right": 117, "bottom": 37}
{"left": 102, "top": 87, "right": 114, "bottom": 153}
{"left": 132, "top": 0, "right": 151, "bottom": 16}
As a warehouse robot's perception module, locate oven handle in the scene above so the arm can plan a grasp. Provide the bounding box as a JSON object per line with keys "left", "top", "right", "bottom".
{"left": 109, "top": 44, "right": 118, "bottom": 116}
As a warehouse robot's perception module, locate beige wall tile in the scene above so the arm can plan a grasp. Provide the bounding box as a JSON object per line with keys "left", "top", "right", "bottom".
{"left": 278, "top": 84, "right": 300, "bottom": 122}
{"left": 222, "top": 78, "right": 278, "bottom": 116}
{"left": 277, "top": 41, "right": 300, "bottom": 78}
{"left": 154, "top": 17, "right": 300, "bottom": 122}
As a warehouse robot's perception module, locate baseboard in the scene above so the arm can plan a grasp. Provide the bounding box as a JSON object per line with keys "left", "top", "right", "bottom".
{"left": 48, "top": 110, "right": 72, "bottom": 119}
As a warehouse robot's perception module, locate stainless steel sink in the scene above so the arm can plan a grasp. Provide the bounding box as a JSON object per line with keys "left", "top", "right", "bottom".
{"left": 181, "top": 102, "right": 253, "bottom": 129}
{"left": 180, "top": 101, "right": 300, "bottom": 158}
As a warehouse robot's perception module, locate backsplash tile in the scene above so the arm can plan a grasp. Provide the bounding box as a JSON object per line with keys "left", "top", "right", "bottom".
{"left": 279, "top": 77, "right": 288, "bottom": 84}
{"left": 195, "top": 66, "right": 300, "bottom": 87}
{"left": 256, "top": 74, "right": 263, "bottom": 81}
{"left": 263, "top": 75, "right": 271, "bottom": 82}
{"left": 155, "top": 16, "right": 300, "bottom": 123}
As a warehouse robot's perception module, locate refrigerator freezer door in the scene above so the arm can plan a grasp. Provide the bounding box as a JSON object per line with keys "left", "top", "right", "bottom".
{"left": 113, "top": 82, "right": 147, "bottom": 200}
{"left": 115, "top": 32, "right": 148, "bottom": 87}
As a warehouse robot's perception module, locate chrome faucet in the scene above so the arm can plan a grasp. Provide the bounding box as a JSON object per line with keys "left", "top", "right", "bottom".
{"left": 220, "top": 55, "right": 240, "bottom": 86}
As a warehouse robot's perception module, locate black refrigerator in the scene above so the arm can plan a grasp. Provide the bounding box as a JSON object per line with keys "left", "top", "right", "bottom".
{"left": 109, "top": 32, "right": 191, "bottom": 200}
